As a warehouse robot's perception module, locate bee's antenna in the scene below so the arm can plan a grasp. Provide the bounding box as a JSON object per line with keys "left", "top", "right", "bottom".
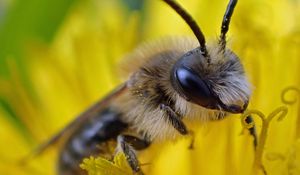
{"left": 219, "top": 0, "right": 238, "bottom": 51}
{"left": 162, "top": 0, "right": 208, "bottom": 57}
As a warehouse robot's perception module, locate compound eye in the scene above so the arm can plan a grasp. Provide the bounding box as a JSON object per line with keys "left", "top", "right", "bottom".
{"left": 175, "top": 67, "right": 217, "bottom": 107}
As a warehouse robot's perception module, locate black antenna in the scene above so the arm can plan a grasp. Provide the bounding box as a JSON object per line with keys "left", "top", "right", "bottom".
{"left": 219, "top": 0, "right": 238, "bottom": 51}
{"left": 162, "top": 0, "right": 208, "bottom": 57}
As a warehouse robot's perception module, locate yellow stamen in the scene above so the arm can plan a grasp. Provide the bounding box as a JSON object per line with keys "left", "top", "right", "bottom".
{"left": 241, "top": 106, "right": 288, "bottom": 175}
{"left": 281, "top": 86, "right": 300, "bottom": 138}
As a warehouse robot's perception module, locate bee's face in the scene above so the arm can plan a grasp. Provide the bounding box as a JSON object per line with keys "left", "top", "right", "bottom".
{"left": 171, "top": 45, "right": 250, "bottom": 114}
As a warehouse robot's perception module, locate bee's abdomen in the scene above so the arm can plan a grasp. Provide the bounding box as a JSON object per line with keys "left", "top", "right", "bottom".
{"left": 58, "top": 108, "right": 128, "bottom": 175}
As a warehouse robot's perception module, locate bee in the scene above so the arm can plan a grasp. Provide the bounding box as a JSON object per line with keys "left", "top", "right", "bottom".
{"left": 31, "top": 0, "right": 255, "bottom": 174}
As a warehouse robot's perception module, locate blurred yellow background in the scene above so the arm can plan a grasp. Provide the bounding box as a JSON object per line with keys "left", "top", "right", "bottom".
{"left": 0, "top": 0, "right": 300, "bottom": 175}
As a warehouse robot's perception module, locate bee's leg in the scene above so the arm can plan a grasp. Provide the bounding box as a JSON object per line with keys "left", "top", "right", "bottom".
{"left": 245, "top": 115, "right": 258, "bottom": 150}
{"left": 160, "top": 104, "right": 195, "bottom": 149}
{"left": 160, "top": 103, "right": 188, "bottom": 135}
{"left": 117, "top": 135, "right": 151, "bottom": 175}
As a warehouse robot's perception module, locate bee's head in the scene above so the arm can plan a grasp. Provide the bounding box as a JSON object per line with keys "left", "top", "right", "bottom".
{"left": 171, "top": 46, "right": 250, "bottom": 114}
{"left": 164, "top": 0, "right": 247, "bottom": 114}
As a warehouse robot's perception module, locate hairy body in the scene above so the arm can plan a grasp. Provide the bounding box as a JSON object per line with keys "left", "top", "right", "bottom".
{"left": 58, "top": 37, "right": 250, "bottom": 175}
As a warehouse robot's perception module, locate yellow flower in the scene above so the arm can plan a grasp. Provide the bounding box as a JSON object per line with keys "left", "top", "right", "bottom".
{"left": 0, "top": 0, "right": 300, "bottom": 175}
{"left": 80, "top": 153, "right": 132, "bottom": 175}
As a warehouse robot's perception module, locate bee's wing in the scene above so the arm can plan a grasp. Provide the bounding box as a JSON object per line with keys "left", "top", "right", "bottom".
{"left": 24, "top": 82, "right": 128, "bottom": 161}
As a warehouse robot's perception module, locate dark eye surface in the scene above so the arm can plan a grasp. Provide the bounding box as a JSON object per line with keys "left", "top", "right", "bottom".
{"left": 175, "top": 67, "right": 217, "bottom": 107}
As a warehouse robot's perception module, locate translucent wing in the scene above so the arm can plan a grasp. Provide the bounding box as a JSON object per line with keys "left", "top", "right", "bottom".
{"left": 22, "top": 82, "right": 128, "bottom": 162}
